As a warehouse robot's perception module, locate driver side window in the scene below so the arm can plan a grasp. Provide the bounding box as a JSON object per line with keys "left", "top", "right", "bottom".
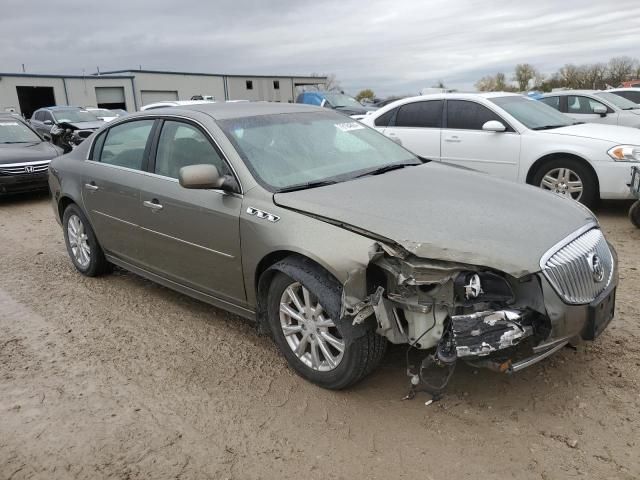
{"left": 154, "top": 121, "right": 231, "bottom": 179}
{"left": 567, "top": 96, "right": 607, "bottom": 114}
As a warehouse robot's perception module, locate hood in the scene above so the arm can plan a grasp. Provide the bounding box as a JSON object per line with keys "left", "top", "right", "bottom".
{"left": 65, "top": 121, "right": 104, "bottom": 130}
{"left": 540, "top": 122, "right": 640, "bottom": 143}
{"left": 0, "top": 141, "right": 61, "bottom": 165}
{"left": 274, "top": 163, "right": 596, "bottom": 277}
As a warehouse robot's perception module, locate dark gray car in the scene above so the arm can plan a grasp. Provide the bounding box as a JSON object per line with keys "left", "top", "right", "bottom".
{"left": 0, "top": 114, "right": 63, "bottom": 195}
{"left": 48, "top": 103, "right": 617, "bottom": 393}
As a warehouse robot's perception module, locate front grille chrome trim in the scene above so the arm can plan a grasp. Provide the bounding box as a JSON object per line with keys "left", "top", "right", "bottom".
{"left": 540, "top": 225, "right": 614, "bottom": 305}
{"left": 0, "top": 160, "right": 51, "bottom": 176}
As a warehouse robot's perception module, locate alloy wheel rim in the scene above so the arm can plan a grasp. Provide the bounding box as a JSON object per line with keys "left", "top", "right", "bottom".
{"left": 67, "top": 214, "right": 91, "bottom": 268}
{"left": 279, "top": 282, "right": 345, "bottom": 372}
{"left": 540, "top": 167, "right": 583, "bottom": 201}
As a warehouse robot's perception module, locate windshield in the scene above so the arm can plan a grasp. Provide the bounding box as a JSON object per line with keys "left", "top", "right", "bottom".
{"left": 0, "top": 119, "right": 41, "bottom": 143}
{"left": 490, "top": 96, "right": 574, "bottom": 130}
{"left": 52, "top": 109, "right": 99, "bottom": 123}
{"left": 323, "top": 93, "right": 362, "bottom": 109}
{"left": 594, "top": 91, "right": 640, "bottom": 110}
{"left": 218, "top": 111, "right": 418, "bottom": 191}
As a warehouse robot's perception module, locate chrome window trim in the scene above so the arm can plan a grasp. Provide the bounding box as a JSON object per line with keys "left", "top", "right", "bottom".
{"left": 84, "top": 159, "right": 241, "bottom": 198}
{"left": 84, "top": 114, "right": 244, "bottom": 194}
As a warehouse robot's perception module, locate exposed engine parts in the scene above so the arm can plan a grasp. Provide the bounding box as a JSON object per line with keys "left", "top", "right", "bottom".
{"left": 341, "top": 241, "right": 553, "bottom": 401}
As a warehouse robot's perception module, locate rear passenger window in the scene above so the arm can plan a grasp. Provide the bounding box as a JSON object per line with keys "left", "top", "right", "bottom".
{"left": 99, "top": 120, "right": 154, "bottom": 170}
{"left": 154, "top": 121, "right": 230, "bottom": 179}
{"left": 374, "top": 108, "right": 397, "bottom": 127}
{"left": 446, "top": 100, "right": 510, "bottom": 131}
{"left": 395, "top": 101, "right": 443, "bottom": 128}
{"left": 540, "top": 96, "right": 561, "bottom": 110}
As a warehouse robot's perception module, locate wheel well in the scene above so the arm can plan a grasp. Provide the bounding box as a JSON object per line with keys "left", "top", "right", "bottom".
{"left": 526, "top": 153, "right": 599, "bottom": 192}
{"left": 57, "top": 196, "right": 75, "bottom": 222}
{"left": 254, "top": 251, "right": 339, "bottom": 331}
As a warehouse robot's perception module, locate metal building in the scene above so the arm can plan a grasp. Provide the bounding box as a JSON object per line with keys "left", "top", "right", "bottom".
{"left": 0, "top": 69, "right": 326, "bottom": 118}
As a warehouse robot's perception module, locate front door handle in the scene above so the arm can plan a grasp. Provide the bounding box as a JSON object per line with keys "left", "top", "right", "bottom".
{"left": 84, "top": 182, "right": 99, "bottom": 191}
{"left": 444, "top": 136, "right": 461, "bottom": 143}
{"left": 143, "top": 200, "right": 163, "bottom": 211}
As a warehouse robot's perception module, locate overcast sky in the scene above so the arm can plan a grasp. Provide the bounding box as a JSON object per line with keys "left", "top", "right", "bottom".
{"left": 3, "top": 0, "right": 640, "bottom": 96}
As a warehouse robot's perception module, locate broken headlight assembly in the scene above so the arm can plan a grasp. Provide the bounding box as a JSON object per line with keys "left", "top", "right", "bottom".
{"left": 454, "top": 271, "right": 515, "bottom": 305}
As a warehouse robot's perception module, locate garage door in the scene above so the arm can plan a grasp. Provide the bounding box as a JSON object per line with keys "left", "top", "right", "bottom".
{"left": 95, "top": 87, "right": 125, "bottom": 104}
{"left": 141, "top": 90, "right": 179, "bottom": 106}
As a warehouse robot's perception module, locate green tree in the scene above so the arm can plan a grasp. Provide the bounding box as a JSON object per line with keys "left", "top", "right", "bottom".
{"left": 355, "top": 89, "right": 375, "bottom": 102}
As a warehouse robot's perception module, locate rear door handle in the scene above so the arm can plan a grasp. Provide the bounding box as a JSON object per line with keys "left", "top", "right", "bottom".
{"left": 84, "top": 182, "right": 99, "bottom": 191}
{"left": 143, "top": 200, "right": 163, "bottom": 211}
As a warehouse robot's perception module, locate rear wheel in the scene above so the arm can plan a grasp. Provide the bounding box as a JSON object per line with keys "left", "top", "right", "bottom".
{"left": 532, "top": 158, "right": 597, "bottom": 208}
{"left": 62, "top": 204, "right": 110, "bottom": 276}
{"left": 265, "top": 259, "right": 386, "bottom": 389}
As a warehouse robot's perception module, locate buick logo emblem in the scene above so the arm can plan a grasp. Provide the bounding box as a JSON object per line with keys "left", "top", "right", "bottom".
{"left": 588, "top": 253, "right": 605, "bottom": 283}
{"left": 24, "top": 165, "right": 35, "bottom": 173}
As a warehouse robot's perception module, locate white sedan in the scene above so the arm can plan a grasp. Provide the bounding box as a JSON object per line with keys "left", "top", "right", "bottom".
{"left": 360, "top": 92, "right": 639, "bottom": 206}
{"left": 539, "top": 90, "right": 640, "bottom": 128}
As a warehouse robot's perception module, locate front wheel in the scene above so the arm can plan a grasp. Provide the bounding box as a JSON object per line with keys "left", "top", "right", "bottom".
{"left": 532, "top": 158, "right": 598, "bottom": 208}
{"left": 265, "top": 260, "right": 386, "bottom": 389}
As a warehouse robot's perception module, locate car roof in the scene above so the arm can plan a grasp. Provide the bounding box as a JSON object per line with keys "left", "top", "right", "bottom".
{"left": 154, "top": 101, "right": 324, "bottom": 120}
{"left": 542, "top": 90, "right": 599, "bottom": 96}
{"left": 606, "top": 88, "right": 640, "bottom": 92}
{"left": 39, "top": 106, "right": 86, "bottom": 111}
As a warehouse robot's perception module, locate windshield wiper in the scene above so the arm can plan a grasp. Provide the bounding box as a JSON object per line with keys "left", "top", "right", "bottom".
{"left": 0, "top": 141, "right": 36, "bottom": 144}
{"left": 276, "top": 179, "right": 338, "bottom": 193}
{"left": 354, "top": 162, "right": 420, "bottom": 179}
{"left": 572, "top": 121, "right": 585, "bottom": 125}
{"left": 530, "top": 124, "right": 567, "bottom": 131}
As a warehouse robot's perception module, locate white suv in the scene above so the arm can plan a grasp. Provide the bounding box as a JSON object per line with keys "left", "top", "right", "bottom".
{"left": 539, "top": 90, "right": 640, "bottom": 128}
{"left": 360, "top": 92, "right": 640, "bottom": 206}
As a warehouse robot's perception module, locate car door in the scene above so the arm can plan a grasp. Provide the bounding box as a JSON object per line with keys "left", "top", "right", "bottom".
{"left": 440, "top": 99, "right": 521, "bottom": 180}
{"left": 82, "top": 119, "right": 156, "bottom": 264}
{"left": 137, "top": 119, "right": 245, "bottom": 304}
{"left": 377, "top": 100, "right": 443, "bottom": 159}
{"left": 30, "top": 111, "right": 47, "bottom": 137}
{"left": 565, "top": 95, "right": 618, "bottom": 125}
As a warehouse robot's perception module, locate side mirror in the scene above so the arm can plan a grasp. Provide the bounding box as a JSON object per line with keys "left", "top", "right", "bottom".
{"left": 593, "top": 104, "right": 607, "bottom": 116}
{"left": 482, "top": 120, "right": 506, "bottom": 132}
{"left": 43, "top": 119, "right": 52, "bottom": 125}
{"left": 179, "top": 164, "right": 238, "bottom": 193}
{"left": 42, "top": 133, "right": 52, "bottom": 142}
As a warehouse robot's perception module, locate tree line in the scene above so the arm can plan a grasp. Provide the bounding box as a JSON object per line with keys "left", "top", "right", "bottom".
{"left": 475, "top": 56, "right": 640, "bottom": 92}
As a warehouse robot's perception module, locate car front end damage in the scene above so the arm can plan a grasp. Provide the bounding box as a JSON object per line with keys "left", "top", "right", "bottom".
{"left": 341, "top": 225, "right": 618, "bottom": 399}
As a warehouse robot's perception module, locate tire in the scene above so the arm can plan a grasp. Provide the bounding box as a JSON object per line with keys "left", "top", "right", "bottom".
{"left": 532, "top": 158, "right": 598, "bottom": 208}
{"left": 265, "top": 259, "right": 386, "bottom": 389}
{"left": 62, "top": 203, "right": 110, "bottom": 276}
{"left": 629, "top": 201, "right": 640, "bottom": 228}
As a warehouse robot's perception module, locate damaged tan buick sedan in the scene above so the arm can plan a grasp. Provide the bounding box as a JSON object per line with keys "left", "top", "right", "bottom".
{"left": 49, "top": 102, "right": 617, "bottom": 394}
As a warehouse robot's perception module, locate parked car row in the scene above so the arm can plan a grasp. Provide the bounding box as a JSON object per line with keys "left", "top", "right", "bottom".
{"left": 45, "top": 101, "right": 619, "bottom": 397}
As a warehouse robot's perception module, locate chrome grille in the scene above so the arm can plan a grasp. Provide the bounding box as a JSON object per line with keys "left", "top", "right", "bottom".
{"left": 0, "top": 161, "right": 50, "bottom": 176}
{"left": 542, "top": 228, "right": 614, "bottom": 304}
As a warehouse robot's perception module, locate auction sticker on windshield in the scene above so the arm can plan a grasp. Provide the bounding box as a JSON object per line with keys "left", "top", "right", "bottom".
{"left": 335, "top": 122, "right": 365, "bottom": 132}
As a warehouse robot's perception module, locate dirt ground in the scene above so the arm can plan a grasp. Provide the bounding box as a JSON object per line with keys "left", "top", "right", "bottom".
{"left": 1, "top": 193, "right": 639, "bottom": 480}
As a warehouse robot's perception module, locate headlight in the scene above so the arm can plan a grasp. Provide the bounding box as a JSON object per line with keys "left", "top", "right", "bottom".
{"left": 454, "top": 271, "right": 514, "bottom": 305}
{"left": 607, "top": 145, "right": 640, "bottom": 162}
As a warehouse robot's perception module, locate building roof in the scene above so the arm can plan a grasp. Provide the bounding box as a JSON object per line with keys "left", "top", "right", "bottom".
{"left": 0, "top": 72, "right": 133, "bottom": 79}
{"left": 94, "top": 68, "right": 326, "bottom": 80}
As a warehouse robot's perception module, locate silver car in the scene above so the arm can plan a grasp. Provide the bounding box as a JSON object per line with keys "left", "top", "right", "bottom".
{"left": 540, "top": 90, "right": 640, "bottom": 127}
{"left": 48, "top": 103, "right": 617, "bottom": 394}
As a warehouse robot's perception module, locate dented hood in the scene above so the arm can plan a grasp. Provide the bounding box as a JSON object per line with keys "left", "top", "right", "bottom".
{"left": 273, "top": 162, "right": 596, "bottom": 278}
